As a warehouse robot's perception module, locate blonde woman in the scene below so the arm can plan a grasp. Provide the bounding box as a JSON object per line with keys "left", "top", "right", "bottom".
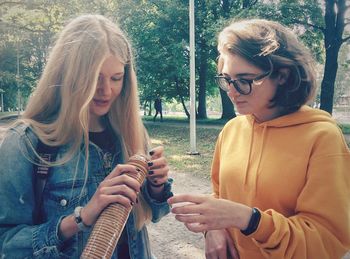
{"left": 169, "top": 19, "right": 350, "bottom": 259}
{"left": 0, "top": 14, "right": 172, "bottom": 258}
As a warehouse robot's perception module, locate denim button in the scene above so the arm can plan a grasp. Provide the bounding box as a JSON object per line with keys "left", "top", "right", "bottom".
{"left": 60, "top": 199, "right": 67, "bottom": 206}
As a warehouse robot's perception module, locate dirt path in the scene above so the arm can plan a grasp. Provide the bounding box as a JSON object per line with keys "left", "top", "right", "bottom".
{"left": 148, "top": 171, "right": 210, "bottom": 259}
{"left": 148, "top": 171, "right": 350, "bottom": 259}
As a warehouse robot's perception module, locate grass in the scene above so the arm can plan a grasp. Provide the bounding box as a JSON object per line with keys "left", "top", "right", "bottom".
{"left": 339, "top": 124, "right": 350, "bottom": 134}
{"left": 145, "top": 122, "right": 221, "bottom": 179}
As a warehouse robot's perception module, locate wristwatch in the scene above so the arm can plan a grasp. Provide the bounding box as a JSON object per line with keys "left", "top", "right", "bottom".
{"left": 74, "top": 206, "right": 90, "bottom": 232}
{"left": 241, "top": 207, "right": 261, "bottom": 235}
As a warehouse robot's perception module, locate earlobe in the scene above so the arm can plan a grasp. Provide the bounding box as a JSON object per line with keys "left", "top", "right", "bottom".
{"left": 277, "top": 68, "right": 290, "bottom": 85}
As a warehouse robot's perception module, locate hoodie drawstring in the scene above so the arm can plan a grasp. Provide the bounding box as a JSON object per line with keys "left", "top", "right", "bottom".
{"left": 243, "top": 119, "right": 255, "bottom": 187}
{"left": 253, "top": 123, "right": 267, "bottom": 197}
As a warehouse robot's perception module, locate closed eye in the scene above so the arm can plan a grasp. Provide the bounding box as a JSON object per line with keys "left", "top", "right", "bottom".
{"left": 111, "top": 76, "right": 123, "bottom": 81}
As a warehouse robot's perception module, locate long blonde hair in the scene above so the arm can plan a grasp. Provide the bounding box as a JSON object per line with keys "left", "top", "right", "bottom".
{"left": 16, "top": 14, "right": 150, "bottom": 227}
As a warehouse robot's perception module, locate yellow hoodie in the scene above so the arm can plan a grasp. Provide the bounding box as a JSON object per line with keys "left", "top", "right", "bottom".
{"left": 211, "top": 105, "right": 350, "bottom": 259}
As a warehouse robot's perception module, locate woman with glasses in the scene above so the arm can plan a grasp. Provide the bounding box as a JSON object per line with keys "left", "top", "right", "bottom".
{"left": 169, "top": 19, "right": 350, "bottom": 259}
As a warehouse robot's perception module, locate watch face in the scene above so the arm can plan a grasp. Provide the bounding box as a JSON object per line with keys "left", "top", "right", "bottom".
{"left": 74, "top": 206, "right": 90, "bottom": 231}
{"left": 74, "top": 206, "right": 83, "bottom": 223}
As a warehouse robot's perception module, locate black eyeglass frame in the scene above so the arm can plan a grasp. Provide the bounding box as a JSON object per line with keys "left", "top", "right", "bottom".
{"left": 215, "top": 70, "right": 271, "bottom": 95}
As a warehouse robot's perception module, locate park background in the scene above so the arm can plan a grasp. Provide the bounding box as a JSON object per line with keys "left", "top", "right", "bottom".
{"left": 0, "top": 1, "right": 350, "bottom": 258}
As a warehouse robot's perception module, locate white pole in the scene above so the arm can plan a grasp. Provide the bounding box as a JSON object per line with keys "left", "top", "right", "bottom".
{"left": 16, "top": 41, "right": 20, "bottom": 116}
{"left": 1, "top": 92, "right": 3, "bottom": 112}
{"left": 189, "top": 0, "right": 199, "bottom": 155}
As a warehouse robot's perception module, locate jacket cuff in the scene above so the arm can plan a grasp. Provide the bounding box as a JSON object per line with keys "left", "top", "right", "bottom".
{"left": 142, "top": 178, "right": 173, "bottom": 222}
{"left": 32, "top": 215, "right": 66, "bottom": 257}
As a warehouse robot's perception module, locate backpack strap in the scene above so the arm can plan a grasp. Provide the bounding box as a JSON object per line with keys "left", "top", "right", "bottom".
{"left": 33, "top": 140, "right": 58, "bottom": 224}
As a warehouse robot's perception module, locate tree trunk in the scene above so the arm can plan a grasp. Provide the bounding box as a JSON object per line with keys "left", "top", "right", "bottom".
{"left": 148, "top": 100, "right": 152, "bottom": 116}
{"left": 319, "top": 0, "right": 346, "bottom": 114}
{"left": 175, "top": 78, "right": 190, "bottom": 118}
{"left": 319, "top": 47, "right": 340, "bottom": 114}
{"left": 220, "top": 89, "right": 236, "bottom": 119}
{"left": 143, "top": 100, "right": 147, "bottom": 115}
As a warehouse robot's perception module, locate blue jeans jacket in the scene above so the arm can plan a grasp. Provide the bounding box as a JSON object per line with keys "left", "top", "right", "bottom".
{"left": 0, "top": 124, "right": 172, "bottom": 258}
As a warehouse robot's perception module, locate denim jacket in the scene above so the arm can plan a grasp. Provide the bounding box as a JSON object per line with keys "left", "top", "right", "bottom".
{"left": 0, "top": 124, "right": 172, "bottom": 258}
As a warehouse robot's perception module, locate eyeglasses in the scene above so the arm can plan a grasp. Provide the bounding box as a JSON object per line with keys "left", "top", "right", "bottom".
{"left": 215, "top": 71, "right": 271, "bottom": 95}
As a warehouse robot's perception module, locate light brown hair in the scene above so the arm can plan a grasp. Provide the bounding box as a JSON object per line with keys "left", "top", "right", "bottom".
{"left": 218, "top": 19, "right": 317, "bottom": 114}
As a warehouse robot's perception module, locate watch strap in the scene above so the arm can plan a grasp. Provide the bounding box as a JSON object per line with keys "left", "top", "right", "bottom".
{"left": 74, "top": 206, "right": 90, "bottom": 232}
{"left": 241, "top": 207, "right": 261, "bottom": 236}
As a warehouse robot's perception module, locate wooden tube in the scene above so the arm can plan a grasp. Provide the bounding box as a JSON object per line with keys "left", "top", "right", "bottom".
{"left": 81, "top": 154, "right": 149, "bottom": 259}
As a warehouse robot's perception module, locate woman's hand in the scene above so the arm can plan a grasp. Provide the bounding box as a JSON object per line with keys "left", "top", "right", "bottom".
{"left": 167, "top": 194, "right": 252, "bottom": 233}
{"left": 205, "top": 229, "right": 239, "bottom": 259}
{"left": 82, "top": 164, "right": 142, "bottom": 226}
{"left": 147, "top": 146, "right": 169, "bottom": 198}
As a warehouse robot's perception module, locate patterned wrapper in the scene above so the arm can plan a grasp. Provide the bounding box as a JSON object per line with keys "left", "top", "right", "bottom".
{"left": 81, "top": 154, "right": 149, "bottom": 259}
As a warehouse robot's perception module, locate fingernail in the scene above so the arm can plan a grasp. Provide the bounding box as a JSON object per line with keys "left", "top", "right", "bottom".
{"left": 148, "top": 162, "right": 153, "bottom": 167}
{"left": 149, "top": 151, "right": 154, "bottom": 156}
{"left": 148, "top": 170, "right": 154, "bottom": 175}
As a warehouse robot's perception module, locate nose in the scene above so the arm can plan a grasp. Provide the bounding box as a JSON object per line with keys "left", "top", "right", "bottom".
{"left": 97, "top": 77, "right": 112, "bottom": 96}
{"left": 227, "top": 83, "right": 240, "bottom": 98}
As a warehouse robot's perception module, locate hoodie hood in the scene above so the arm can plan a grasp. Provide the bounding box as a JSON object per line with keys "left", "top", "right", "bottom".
{"left": 247, "top": 105, "right": 336, "bottom": 128}
{"left": 242, "top": 105, "right": 337, "bottom": 196}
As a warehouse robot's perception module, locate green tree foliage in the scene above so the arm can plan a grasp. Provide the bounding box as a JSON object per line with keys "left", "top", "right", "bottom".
{"left": 0, "top": 0, "right": 348, "bottom": 116}
{"left": 116, "top": 0, "right": 191, "bottom": 116}
{"left": 0, "top": 1, "right": 67, "bottom": 109}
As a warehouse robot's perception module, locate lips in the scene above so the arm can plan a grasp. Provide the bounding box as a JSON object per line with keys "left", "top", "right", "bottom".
{"left": 233, "top": 99, "right": 246, "bottom": 105}
{"left": 93, "top": 99, "right": 110, "bottom": 107}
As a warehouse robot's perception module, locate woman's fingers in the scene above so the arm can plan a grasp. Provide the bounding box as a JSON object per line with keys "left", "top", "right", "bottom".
{"left": 184, "top": 222, "right": 207, "bottom": 233}
{"left": 103, "top": 173, "right": 141, "bottom": 192}
{"left": 168, "top": 193, "right": 207, "bottom": 206}
{"left": 147, "top": 165, "right": 169, "bottom": 184}
{"left": 99, "top": 183, "right": 139, "bottom": 203}
{"left": 170, "top": 202, "right": 203, "bottom": 215}
{"left": 100, "top": 193, "right": 135, "bottom": 209}
{"left": 106, "top": 164, "right": 138, "bottom": 180}
{"left": 148, "top": 156, "right": 167, "bottom": 170}
{"left": 227, "top": 237, "right": 240, "bottom": 259}
{"left": 175, "top": 213, "right": 205, "bottom": 224}
{"left": 149, "top": 146, "right": 164, "bottom": 159}
{"left": 205, "top": 229, "right": 232, "bottom": 259}
{"left": 147, "top": 146, "right": 169, "bottom": 186}
{"left": 96, "top": 163, "right": 143, "bottom": 207}
{"left": 148, "top": 149, "right": 168, "bottom": 175}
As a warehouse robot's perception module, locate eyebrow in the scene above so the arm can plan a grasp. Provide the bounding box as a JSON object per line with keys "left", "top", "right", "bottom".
{"left": 113, "top": 72, "right": 124, "bottom": 77}
{"left": 223, "top": 72, "right": 260, "bottom": 78}
{"left": 100, "top": 72, "right": 124, "bottom": 77}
